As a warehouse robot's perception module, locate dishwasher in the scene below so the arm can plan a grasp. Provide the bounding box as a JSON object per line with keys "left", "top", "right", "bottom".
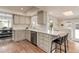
{"left": 31, "top": 31, "right": 37, "bottom": 46}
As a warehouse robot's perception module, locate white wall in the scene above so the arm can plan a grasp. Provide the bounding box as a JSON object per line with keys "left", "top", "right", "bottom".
{"left": 57, "top": 19, "right": 79, "bottom": 40}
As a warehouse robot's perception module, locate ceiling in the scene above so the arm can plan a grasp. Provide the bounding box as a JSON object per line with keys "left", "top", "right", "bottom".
{"left": 0, "top": 6, "right": 79, "bottom": 19}
{"left": 0, "top": 6, "right": 33, "bottom": 13}
{"left": 0, "top": 6, "right": 40, "bottom": 16}
{"left": 37, "top": 6, "right": 79, "bottom": 19}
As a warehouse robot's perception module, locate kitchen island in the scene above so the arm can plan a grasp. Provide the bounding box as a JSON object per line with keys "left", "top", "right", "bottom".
{"left": 13, "top": 28, "right": 68, "bottom": 52}
{"left": 26, "top": 29, "right": 68, "bottom": 53}
{"left": 12, "top": 28, "right": 68, "bottom": 53}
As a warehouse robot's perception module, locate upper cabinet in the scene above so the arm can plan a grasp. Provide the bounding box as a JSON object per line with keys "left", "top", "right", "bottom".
{"left": 37, "top": 11, "right": 47, "bottom": 25}
{"left": 19, "top": 16, "right": 26, "bottom": 24}
{"left": 13, "top": 15, "right": 31, "bottom": 25}
{"left": 14, "top": 15, "right": 20, "bottom": 24}
{"left": 25, "top": 16, "right": 31, "bottom": 25}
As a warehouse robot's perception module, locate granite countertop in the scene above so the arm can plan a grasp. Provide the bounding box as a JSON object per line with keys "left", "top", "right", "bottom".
{"left": 26, "top": 28, "right": 68, "bottom": 36}
{"left": 13, "top": 27, "right": 68, "bottom": 36}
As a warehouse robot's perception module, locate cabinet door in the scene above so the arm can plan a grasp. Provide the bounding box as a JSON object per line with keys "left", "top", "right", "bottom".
{"left": 20, "top": 30, "right": 26, "bottom": 40}
{"left": 20, "top": 16, "right": 26, "bottom": 24}
{"left": 13, "top": 30, "right": 21, "bottom": 41}
{"left": 37, "top": 33, "right": 45, "bottom": 51}
{"left": 14, "top": 15, "right": 31, "bottom": 25}
{"left": 25, "top": 30, "right": 31, "bottom": 41}
{"left": 43, "top": 39, "right": 51, "bottom": 52}
{"left": 25, "top": 17, "right": 31, "bottom": 25}
{"left": 37, "top": 33, "right": 52, "bottom": 52}
{"left": 14, "top": 15, "right": 20, "bottom": 24}
{"left": 37, "top": 33, "right": 42, "bottom": 47}
{"left": 20, "top": 16, "right": 31, "bottom": 25}
{"left": 13, "top": 30, "right": 25, "bottom": 41}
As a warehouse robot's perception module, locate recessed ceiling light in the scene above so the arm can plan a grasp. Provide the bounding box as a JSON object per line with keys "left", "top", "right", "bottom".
{"left": 21, "top": 8, "right": 24, "bottom": 10}
{"left": 63, "top": 11, "right": 74, "bottom": 16}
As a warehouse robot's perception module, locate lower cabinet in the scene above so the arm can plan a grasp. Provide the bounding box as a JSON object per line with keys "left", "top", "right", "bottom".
{"left": 13, "top": 30, "right": 26, "bottom": 41}
{"left": 12, "top": 30, "right": 31, "bottom": 41}
{"left": 25, "top": 30, "right": 31, "bottom": 41}
{"left": 37, "top": 33, "right": 52, "bottom": 52}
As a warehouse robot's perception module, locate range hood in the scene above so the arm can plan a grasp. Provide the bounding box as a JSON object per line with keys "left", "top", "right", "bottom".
{"left": 37, "top": 10, "right": 47, "bottom": 25}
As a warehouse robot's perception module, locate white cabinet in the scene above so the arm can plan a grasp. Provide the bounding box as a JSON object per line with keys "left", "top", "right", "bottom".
{"left": 14, "top": 15, "right": 31, "bottom": 25}
{"left": 37, "top": 33, "right": 52, "bottom": 52}
{"left": 14, "top": 15, "right": 20, "bottom": 24}
{"left": 20, "top": 16, "right": 26, "bottom": 24}
{"left": 13, "top": 30, "right": 25, "bottom": 41}
{"left": 25, "top": 30, "right": 31, "bottom": 41}
{"left": 25, "top": 17, "right": 31, "bottom": 25}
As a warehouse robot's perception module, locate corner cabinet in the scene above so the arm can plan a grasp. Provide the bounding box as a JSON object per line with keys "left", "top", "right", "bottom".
{"left": 12, "top": 30, "right": 26, "bottom": 41}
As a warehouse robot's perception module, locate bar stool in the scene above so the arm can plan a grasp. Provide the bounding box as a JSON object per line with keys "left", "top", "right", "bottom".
{"left": 50, "top": 34, "right": 68, "bottom": 53}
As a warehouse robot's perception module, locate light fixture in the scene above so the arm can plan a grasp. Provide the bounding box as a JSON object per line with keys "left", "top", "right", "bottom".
{"left": 63, "top": 11, "right": 74, "bottom": 16}
{"left": 21, "top": 8, "right": 24, "bottom": 10}
{"left": 49, "top": 20, "right": 53, "bottom": 23}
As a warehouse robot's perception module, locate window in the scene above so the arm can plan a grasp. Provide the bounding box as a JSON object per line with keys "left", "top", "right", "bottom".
{"left": 31, "top": 16, "right": 37, "bottom": 26}
{"left": 75, "top": 24, "right": 79, "bottom": 40}
{"left": 0, "top": 13, "right": 12, "bottom": 29}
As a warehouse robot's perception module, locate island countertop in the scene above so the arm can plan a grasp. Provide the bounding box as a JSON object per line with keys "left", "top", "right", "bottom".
{"left": 13, "top": 27, "right": 68, "bottom": 36}
{"left": 26, "top": 28, "right": 68, "bottom": 36}
{"left": 26, "top": 28, "right": 68, "bottom": 52}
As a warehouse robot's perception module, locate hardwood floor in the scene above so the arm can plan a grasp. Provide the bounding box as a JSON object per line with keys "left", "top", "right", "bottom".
{"left": 55, "top": 40, "right": 79, "bottom": 53}
{"left": 0, "top": 40, "right": 44, "bottom": 53}
{"left": 0, "top": 39, "right": 79, "bottom": 53}
{"left": 68, "top": 40, "right": 79, "bottom": 53}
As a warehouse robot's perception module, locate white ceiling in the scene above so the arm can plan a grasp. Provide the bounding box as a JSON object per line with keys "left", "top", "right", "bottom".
{"left": 37, "top": 6, "right": 79, "bottom": 19}
{"left": 0, "top": 6, "right": 79, "bottom": 19}
{"left": 0, "top": 6, "right": 40, "bottom": 16}
{"left": 0, "top": 6, "right": 33, "bottom": 13}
